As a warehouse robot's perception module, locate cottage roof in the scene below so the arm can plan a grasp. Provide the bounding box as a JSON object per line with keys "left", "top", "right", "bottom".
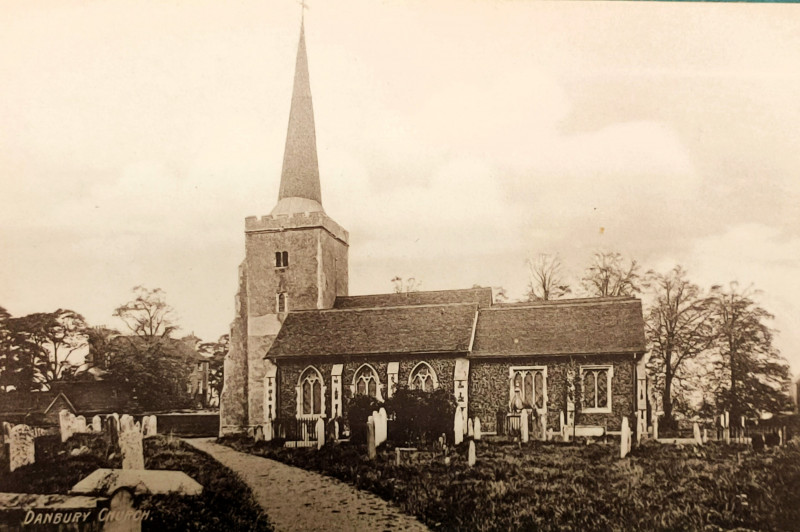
{"left": 471, "top": 297, "right": 646, "bottom": 357}
{"left": 333, "top": 287, "right": 493, "bottom": 309}
{"left": 268, "top": 302, "right": 478, "bottom": 358}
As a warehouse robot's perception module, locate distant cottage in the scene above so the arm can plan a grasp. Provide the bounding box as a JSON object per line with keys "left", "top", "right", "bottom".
{"left": 219, "top": 21, "right": 648, "bottom": 438}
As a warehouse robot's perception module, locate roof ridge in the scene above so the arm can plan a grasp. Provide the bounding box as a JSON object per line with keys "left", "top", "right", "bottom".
{"left": 291, "top": 301, "right": 479, "bottom": 313}
{"left": 336, "top": 287, "right": 491, "bottom": 299}
{"left": 488, "top": 297, "right": 640, "bottom": 310}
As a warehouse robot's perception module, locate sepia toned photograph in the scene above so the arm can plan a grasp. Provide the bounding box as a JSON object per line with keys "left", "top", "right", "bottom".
{"left": 1, "top": 1, "right": 799, "bottom": 530}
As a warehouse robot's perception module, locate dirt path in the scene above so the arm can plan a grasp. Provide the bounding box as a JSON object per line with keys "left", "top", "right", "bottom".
{"left": 184, "top": 438, "right": 431, "bottom": 532}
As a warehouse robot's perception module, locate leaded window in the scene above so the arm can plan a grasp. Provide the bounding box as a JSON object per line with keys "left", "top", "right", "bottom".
{"left": 353, "top": 364, "right": 382, "bottom": 400}
{"left": 408, "top": 362, "right": 438, "bottom": 392}
{"left": 299, "top": 367, "right": 323, "bottom": 416}
{"left": 581, "top": 366, "right": 612, "bottom": 412}
{"left": 509, "top": 367, "right": 546, "bottom": 411}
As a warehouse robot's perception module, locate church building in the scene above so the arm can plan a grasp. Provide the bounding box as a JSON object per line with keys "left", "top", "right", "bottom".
{"left": 219, "top": 21, "right": 647, "bottom": 439}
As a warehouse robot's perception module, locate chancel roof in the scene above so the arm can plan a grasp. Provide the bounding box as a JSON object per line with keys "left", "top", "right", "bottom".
{"left": 268, "top": 302, "right": 478, "bottom": 358}
{"left": 471, "top": 297, "right": 646, "bottom": 357}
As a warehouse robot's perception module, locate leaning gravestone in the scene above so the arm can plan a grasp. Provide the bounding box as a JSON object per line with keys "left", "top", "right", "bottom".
{"left": 520, "top": 410, "right": 529, "bottom": 443}
{"left": 474, "top": 417, "right": 482, "bottom": 440}
{"left": 620, "top": 417, "right": 631, "bottom": 459}
{"left": 9, "top": 424, "right": 35, "bottom": 472}
{"left": 454, "top": 409, "right": 464, "bottom": 445}
{"left": 119, "top": 427, "right": 144, "bottom": 470}
{"left": 92, "top": 415, "right": 102, "bottom": 433}
{"left": 59, "top": 409, "right": 73, "bottom": 443}
{"left": 467, "top": 440, "right": 476, "bottom": 467}
{"left": 367, "top": 417, "right": 377, "bottom": 460}
{"left": 693, "top": 422, "right": 702, "bottom": 445}
{"left": 316, "top": 417, "right": 325, "bottom": 449}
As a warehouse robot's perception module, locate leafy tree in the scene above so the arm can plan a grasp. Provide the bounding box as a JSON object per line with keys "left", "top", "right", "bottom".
{"left": 113, "top": 286, "right": 177, "bottom": 338}
{"left": 84, "top": 326, "right": 121, "bottom": 371}
{"left": 644, "top": 266, "right": 714, "bottom": 426}
{"left": 108, "top": 336, "right": 194, "bottom": 411}
{"left": 384, "top": 386, "right": 457, "bottom": 445}
{"left": 0, "top": 307, "right": 38, "bottom": 392}
{"left": 391, "top": 276, "right": 422, "bottom": 293}
{"left": 525, "top": 253, "right": 571, "bottom": 301}
{"left": 11, "top": 310, "right": 88, "bottom": 389}
{"left": 199, "top": 334, "right": 229, "bottom": 406}
{"left": 105, "top": 287, "right": 193, "bottom": 411}
{"left": 580, "top": 251, "right": 641, "bottom": 297}
{"left": 705, "top": 282, "right": 792, "bottom": 419}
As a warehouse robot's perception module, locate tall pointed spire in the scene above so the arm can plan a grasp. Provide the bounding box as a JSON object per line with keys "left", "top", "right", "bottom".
{"left": 273, "top": 17, "right": 323, "bottom": 215}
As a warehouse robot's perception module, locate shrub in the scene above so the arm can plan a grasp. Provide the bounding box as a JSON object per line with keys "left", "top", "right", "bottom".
{"left": 385, "top": 386, "right": 457, "bottom": 445}
{"left": 346, "top": 394, "right": 381, "bottom": 443}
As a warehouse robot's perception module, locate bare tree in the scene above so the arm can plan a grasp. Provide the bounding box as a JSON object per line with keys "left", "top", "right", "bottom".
{"left": 113, "top": 286, "right": 177, "bottom": 339}
{"left": 525, "top": 253, "right": 571, "bottom": 301}
{"left": 580, "top": 251, "right": 641, "bottom": 297}
{"left": 391, "top": 276, "right": 422, "bottom": 293}
{"left": 644, "top": 266, "right": 714, "bottom": 426}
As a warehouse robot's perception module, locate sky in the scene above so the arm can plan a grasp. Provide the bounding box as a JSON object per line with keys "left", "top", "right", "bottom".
{"left": 1, "top": 1, "right": 799, "bottom": 375}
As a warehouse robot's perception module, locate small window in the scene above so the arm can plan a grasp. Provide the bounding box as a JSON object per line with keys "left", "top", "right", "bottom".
{"left": 581, "top": 365, "right": 613, "bottom": 413}
{"left": 275, "top": 251, "right": 289, "bottom": 268}
{"left": 408, "top": 362, "right": 438, "bottom": 392}
{"left": 353, "top": 364, "right": 382, "bottom": 401}
{"left": 277, "top": 293, "right": 288, "bottom": 313}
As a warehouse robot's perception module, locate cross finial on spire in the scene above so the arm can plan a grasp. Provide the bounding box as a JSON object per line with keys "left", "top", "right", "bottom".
{"left": 298, "top": 0, "right": 309, "bottom": 23}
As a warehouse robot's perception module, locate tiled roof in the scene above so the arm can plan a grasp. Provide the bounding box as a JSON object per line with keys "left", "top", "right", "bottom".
{"left": 0, "top": 391, "right": 59, "bottom": 414}
{"left": 268, "top": 303, "right": 478, "bottom": 358}
{"left": 471, "top": 297, "right": 646, "bottom": 357}
{"left": 333, "top": 287, "right": 493, "bottom": 309}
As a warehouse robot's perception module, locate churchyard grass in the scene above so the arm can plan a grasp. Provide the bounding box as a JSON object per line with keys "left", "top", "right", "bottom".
{"left": 1, "top": 433, "right": 272, "bottom": 532}
{"left": 219, "top": 434, "right": 800, "bottom": 531}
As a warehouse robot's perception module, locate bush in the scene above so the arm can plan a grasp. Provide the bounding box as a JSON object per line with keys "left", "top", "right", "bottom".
{"left": 385, "top": 386, "right": 457, "bottom": 445}
{"left": 346, "top": 394, "right": 381, "bottom": 443}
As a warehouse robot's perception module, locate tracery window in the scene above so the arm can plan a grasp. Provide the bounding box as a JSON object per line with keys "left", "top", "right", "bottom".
{"left": 509, "top": 367, "right": 547, "bottom": 411}
{"left": 299, "top": 366, "right": 323, "bottom": 417}
{"left": 408, "top": 362, "right": 438, "bottom": 392}
{"left": 581, "top": 365, "right": 613, "bottom": 413}
{"left": 353, "top": 364, "right": 382, "bottom": 401}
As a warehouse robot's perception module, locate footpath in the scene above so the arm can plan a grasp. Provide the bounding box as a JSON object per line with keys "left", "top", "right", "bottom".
{"left": 184, "top": 438, "right": 431, "bottom": 532}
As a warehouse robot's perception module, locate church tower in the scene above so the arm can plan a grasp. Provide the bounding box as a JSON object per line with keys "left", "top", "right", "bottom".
{"left": 220, "top": 19, "right": 349, "bottom": 434}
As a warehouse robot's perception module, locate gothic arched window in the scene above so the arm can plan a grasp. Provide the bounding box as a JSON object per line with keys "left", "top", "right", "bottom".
{"left": 298, "top": 366, "right": 324, "bottom": 417}
{"left": 353, "top": 364, "right": 382, "bottom": 401}
{"left": 509, "top": 366, "right": 547, "bottom": 411}
{"left": 408, "top": 362, "right": 438, "bottom": 392}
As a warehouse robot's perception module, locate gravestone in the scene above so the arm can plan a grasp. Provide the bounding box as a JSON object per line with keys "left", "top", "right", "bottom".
{"left": 474, "top": 417, "right": 482, "bottom": 440}
{"left": 2, "top": 421, "right": 12, "bottom": 442}
{"left": 109, "top": 413, "right": 121, "bottom": 433}
{"left": 75, "top": 415, "right": 87, "bottom": 433}
{"left": 636, "top": 416, "right": 646, "bottom": 444}
{"left": 693, "top": 422, "right": 702, "bottom": 445}
{"left": 59, "top": 409, "right": 73, "bottom": 442}
{"left": 264, "top": 419, "right": 274, "bottom": 442}
{"left": 722, "top": 412, "right": 730, "bottom": 444}
{"left": 334, "top": 419, "right": 340, "bottom": 441}
{"left": 120, "top": 415, "right": 135, "bottom": 433}
{"left": 106, "top": 416, "right": 120, "bottom": 450}
{"left": 620, "top": 417, "right": 631, "bottom": 459}
{"left": 703, "top": 428, "right": 708, "bottom": 443}
{"left": 148, "top": 416, "right": 157, "bottom": 436}
{"left": 120, "top": 428, "right": 144, "bottom": 470}
{"left": 520, "top": 410, "right": 529, "bottom": 443}
{"left": 253, "top": 425, "right": 264, "bottom": 442}
{"left": 467, "top": 440, "right": 476, "bottom": 467}
{"left": 467, "top": 418, "right": 474, "bottom": 438}
{"left": 377, "top": 408, "right": 388, "bottom": 446}
{"left": 367, "top": 417, "right": 376, "bottom": 460}
{"left": 9, "top": 424, "right": 35, "bottom": 472}
{"left": 92, "top": 415, "right": 102, "bottom": 433}
{"left": 454, "top": 409, "right": 463, "bottom": 445}
{"left": 315, "top": 417, "right": 325, "bottom": 449}
{"left": 653, "top": 415, "right": 659, "bottom": 440}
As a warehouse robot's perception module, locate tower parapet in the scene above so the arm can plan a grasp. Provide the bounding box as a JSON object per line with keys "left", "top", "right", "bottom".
{"left": 245, "top": 211, "right": 349, "bottom": 244}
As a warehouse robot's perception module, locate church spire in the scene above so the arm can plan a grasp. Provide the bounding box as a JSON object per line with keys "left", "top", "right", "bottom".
{"left": 273, "top": 17, "right": 323, "bottom": 215}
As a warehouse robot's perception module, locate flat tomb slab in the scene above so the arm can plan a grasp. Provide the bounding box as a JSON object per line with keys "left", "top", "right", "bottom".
{"left": 71, "top": 469, "right": 202, "bottom": 497}
{"left": 0, "top": 493, "right": 105, "bottom": 510}
{"left": 573, "top": 425, "right": 605, "bottom": 437}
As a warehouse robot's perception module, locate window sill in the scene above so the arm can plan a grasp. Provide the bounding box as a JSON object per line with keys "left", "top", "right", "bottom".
{"left": 582, "top": 407, "right": 612, "bottom": 415}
